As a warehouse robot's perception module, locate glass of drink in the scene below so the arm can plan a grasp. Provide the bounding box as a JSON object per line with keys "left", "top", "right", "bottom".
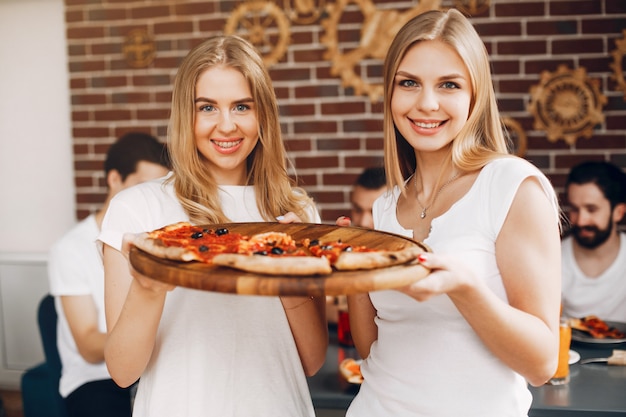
{"left": 548, "top": 319, "right": 571, "bottom": 385}
{"left": 337, "top": 296, "right": 354, "bottom": 347}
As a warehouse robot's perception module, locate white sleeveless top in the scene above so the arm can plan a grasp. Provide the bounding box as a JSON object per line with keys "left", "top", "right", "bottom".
{"left": 99, "top": 175, "right": 318, "bottom": 417}
{"left": 347, "top": 158, "right": 558, "bottom": 417}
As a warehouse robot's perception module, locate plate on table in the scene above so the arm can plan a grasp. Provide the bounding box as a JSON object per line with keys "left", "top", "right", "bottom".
{"left": 129, "top": 222, "right": 431, "bottom": 297}
{"left": 571, "top": 321, "right": 626, "bottom": 345}
{"left": 339, "top": 358, "right": 363, "bottom": 384}
{"left": 569, "top": 350, "right": 580, "bottom": 365}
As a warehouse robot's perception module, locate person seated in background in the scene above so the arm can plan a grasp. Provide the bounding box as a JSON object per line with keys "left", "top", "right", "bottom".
{"left": 47, "top": 132, "right": 170, "bottom": 417}
{"left": 561, "top": 160, "right": 626, "bottom": 322}
{"left": 349, "top": 166, "right": 387, "bottom": 229}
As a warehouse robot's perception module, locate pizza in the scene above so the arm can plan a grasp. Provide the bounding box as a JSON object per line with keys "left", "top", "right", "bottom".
{"left": 132, "top": 222, "right": 424, "bottom": 277}
{"left": 569, "top": 315, "right": 626, "bottom": 339}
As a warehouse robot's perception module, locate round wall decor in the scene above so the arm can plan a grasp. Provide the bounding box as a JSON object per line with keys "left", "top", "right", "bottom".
{"left": 527, "top": 65, "right": 606, "bottom": 145}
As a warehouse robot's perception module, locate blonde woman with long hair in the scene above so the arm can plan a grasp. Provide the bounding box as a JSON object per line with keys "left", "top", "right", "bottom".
{"left": 343, "top": 9, "right": 562, "bottom": 416}
{"left": 99, "top": 35, "right": 327, "bottom": 417}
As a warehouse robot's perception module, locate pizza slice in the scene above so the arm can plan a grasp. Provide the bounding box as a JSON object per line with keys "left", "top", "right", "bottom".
{"left": 134, "top": 222, "right": 333, "bottom": 276}
{"left": 569, "top": 315, "right": 626, "bottom": 339}
{"left": 305, "top": 238, "right": 423, "bottom": 271}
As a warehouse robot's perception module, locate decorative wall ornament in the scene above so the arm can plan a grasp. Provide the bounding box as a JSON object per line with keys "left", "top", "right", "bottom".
{"left": 224, "top": 0, "right": 291, "bottom": 66}
{"left": 321, "top": 0, "right": 441, "bottom": 102}
{"left": 527, "top": 65, "right": 606, "bottom": 146}
{"left": 610, "top": 29, "right": 626, "bottom": 101}
{"left": 502, "top": 117, "right": 527, "bottom": 157}
{"left": 453, "top": 0, "right": 490, "bottom": 16}
{"left": 283, "top": 0, "right": 327, "bottom": 24}
{"left": 122, "top": 29, "right": 156, "bottom": 68}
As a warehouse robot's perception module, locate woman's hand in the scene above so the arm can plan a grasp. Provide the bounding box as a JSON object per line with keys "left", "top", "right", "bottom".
{"left": 398, "top": 252, "right": 478, "bottom": 301}
{"left": 335, "top": 216, "right": 351, "bottom": 227}
{"left": 122, "top": 233, "right": 175, "bottom": 294}
{"left": 276, "top": 212, "right": 302, "bottom": 223}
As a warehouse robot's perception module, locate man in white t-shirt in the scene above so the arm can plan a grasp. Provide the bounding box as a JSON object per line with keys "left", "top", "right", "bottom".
{"left": 48, "top": 132, "right": 170, "bottom": 417}
{"left": 561, "top": 161, "right": 626, "bottom": 322}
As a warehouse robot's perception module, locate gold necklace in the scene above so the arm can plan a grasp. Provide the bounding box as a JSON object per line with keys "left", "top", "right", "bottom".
{"left": 414, "top": 172, "right": 460, "bottom": 219}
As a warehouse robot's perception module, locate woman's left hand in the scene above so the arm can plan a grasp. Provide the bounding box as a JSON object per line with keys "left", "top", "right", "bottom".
{"left": 276, "top": 212, "right": 303, "bottom": 223}
{"left": 398, "top": 252, "right": 478, "bottom": 301}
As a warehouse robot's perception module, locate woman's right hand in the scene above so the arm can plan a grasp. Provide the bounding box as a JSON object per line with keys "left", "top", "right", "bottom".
{"left": 335, "top": 216, "right": 351, "bottom": 227}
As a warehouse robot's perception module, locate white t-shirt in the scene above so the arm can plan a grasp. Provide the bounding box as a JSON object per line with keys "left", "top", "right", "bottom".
{"left": 561, "top": 233, "right": 626, "bottom": 322}
{"left": 346, "top": 158, "right": 559, "bottom": 417}
{"left": 48, "top": 214, "right": 111, "bottom": 397}
{"left": 99, "top": 175, "right": 319, "bottom": 417}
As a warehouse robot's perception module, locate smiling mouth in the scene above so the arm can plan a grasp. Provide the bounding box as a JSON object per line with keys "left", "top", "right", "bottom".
{"left": 212, "top": 139, "right": 242, "bottom": 148}
{"left": 412, "top": 120, "right": 444, "bottom": 129}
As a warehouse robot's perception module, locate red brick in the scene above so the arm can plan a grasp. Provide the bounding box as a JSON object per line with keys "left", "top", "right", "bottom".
{"left": 294, "top": 120, "right": 339, "bottom": 134}
{"left": 131, "top": 5, "right": 172, "bottom": 19}
{"left": 552, "top": 38, "right": 603, "bottom": 55}
{"left": 497, "top": 40, "right": 547, "bottom": 55}
{"left": 606, "top": 0, "right": 626, "bottom": 13}
{"left": 280, "top": 104, "right": 316, "bottom": 117}
{"left": 137, "top": 108, "right": 171, "bottom": 120}
{"left": 318, "top": 137, "right": 361, "bottom": 151}
{"left": 91, "top": 75, "right": 128, "bottom": 88}
{"left": 72, "top": 94, "right": 108, "bottom": 106}
{"left": 67, "top": 26, "right": 105, "bottom": 40}
{"left": 495, "top": 2, "right": 545, "bottom": 17}
{"left": 69, "top": 60, "right": 107, "bottom": 73}
{"left": 174, "top": 2, "right": 216, "bottom": 15}
{"left": 475, "top": 22, "right": 522, "bottom": 37}
{"left": 583, "top": 18, "right": 626, "bottom": 34}
{"left": 321, "top": 101, "right": 366, "bottom": 115}
{"left": 88, "top": 8, "right": 127, "bottom": 21}
{"left": 527, "top": 19, "right": 578, "bottom": 36}
{"left": 155, "top": 21, "right": 194, "bottom": 35}
{"left": 94, "top": 109, "right": 133, "bottom": 121}
{"left": 550, "top": 1, "right": 601, "bottom": 15}
{"left": 294, "top": 155, "right": 339, "bottom": 169}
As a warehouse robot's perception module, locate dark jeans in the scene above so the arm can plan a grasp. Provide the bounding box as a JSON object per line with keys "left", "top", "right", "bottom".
{"left": 65, "top": 379, "right": 131, "bottom": 417}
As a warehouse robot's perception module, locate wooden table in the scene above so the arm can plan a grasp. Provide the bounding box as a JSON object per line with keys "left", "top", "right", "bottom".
{"left": 308, "top": 327, "right": 626, "bottom": 416}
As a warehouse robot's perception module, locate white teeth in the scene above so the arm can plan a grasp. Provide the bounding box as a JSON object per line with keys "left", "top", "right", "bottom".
{"left": 213, "top": 139, "right": 242, "bottom": 148}
{"left": 414, "top": 121, "right": 441, "bottom": 128}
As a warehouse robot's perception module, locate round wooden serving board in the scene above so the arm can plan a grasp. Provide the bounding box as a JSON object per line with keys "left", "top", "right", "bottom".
{"left": 129, "top": 222, "right": 431, "bottom": 296}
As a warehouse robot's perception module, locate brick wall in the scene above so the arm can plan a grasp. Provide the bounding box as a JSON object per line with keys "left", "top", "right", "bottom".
{"left": 64, "top": 0, "right": 626, "bottom": 222}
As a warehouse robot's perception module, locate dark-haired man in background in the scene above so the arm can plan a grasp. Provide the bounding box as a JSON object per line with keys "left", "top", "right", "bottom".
{"left": 48, "top": 132, "right": 170, "bottom": 417}
{"left": 561, "top": 161, "right": 626, "bottom": 322}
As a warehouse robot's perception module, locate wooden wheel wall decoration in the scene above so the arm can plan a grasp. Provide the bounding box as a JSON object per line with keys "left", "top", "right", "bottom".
{"left": 224, "top": 0, "right": 292, "bottom": 67}
{"left": 610, "top": 29, "right": 626, "bottom": 101}
{"left": 453, "top": 0, "right": 490, "bottom": 16}
{"left": 320, "top": 0, "right": 441, "bottom": 102}
{"left": 527, "top": 65, "right": 606, "bottom": 146}
{"left": 123, "top": 29, "right": 156, "bottom": 68}
{"left": 283, "top": 0, "right": 327, "bottom": 24}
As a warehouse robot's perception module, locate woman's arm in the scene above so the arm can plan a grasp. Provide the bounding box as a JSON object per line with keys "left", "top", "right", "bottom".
{"left": 404, "top": 177, "right": 561, "bottom": 386}
{"left": 103, "top": 237, "right": 174, "bottom": 387}
{"left": 280, "top": 296, "right": 328, "bottom": 376}
{"left": 347, "top": 293, "right": 377, "bottom": 359}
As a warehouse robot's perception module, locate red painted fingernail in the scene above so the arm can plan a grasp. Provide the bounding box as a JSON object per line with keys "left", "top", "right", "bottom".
{"left": 418, "top": 254, "right": 427, "bottom": 263}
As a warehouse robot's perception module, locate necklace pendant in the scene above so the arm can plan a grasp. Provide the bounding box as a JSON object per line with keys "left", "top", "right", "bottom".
{"left": 420, "top": 210, "right": 426, "bottom": 219}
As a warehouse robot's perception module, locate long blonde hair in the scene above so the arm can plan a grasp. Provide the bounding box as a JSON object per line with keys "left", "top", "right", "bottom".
{"left": 168, "top": 35, "right": 314, "bottom": 223}
{"left": 382, "top": 9, "right": 511, "bottom": 191}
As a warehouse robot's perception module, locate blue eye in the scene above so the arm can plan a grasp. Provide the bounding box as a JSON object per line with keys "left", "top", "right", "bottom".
{"left": 234, "top": 103, "right": 250, "bottom": 112}
{"left": 198, "top": 104, "right": 215, "bottom": 112}
{"left": 442, "top": 81, "right": 459, "bottom": 89}
{"left": 399, "top": 79, "right": 417, "bottom": 88}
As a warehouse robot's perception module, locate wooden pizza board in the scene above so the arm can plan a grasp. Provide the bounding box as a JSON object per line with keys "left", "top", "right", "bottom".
{"left": 129, "top": 222, "right": 431, "bottom": 296}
